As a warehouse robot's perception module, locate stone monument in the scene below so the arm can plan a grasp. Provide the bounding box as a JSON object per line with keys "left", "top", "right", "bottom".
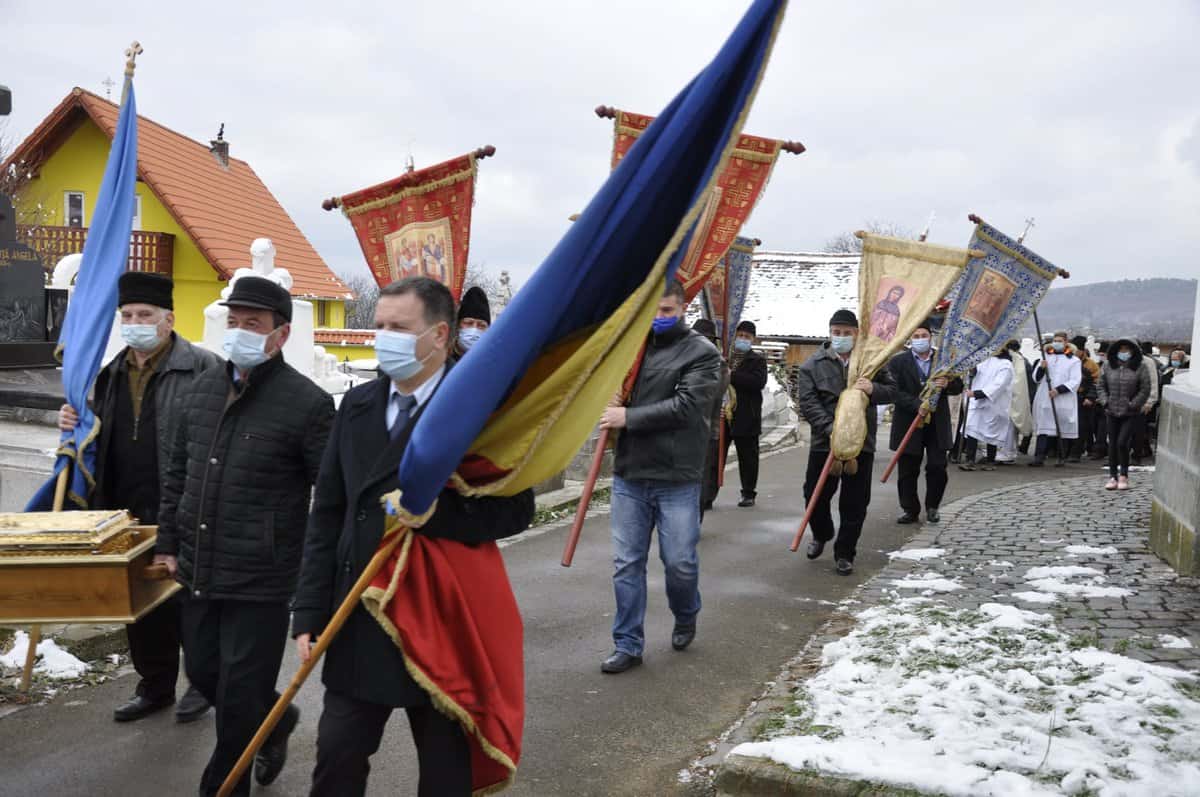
{"left": 0, "top": 195, "right": 55, "bottom": 367}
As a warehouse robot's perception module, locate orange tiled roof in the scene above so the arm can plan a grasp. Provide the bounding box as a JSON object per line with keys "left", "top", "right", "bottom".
{"left": 6, "top": 88, "right": 350, "bottom": 300}
{"left": 314, "top": 328, "right": 375, "bottom": 346}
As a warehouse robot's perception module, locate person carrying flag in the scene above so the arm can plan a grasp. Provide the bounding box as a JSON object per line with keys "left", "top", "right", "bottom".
{"left": 58, "top": 272, "right": 220, "bottom": 724}
{"left": 292, "top": 276, "right": 534, "bottom": 796}
{"left": 156, "top": 276, "right": 335, "bottom": 797}
{"left": 599, "top": 280, "right": 722, "bottom": 673}
{"left": 725, "top": 319, "right": 768, "bottom": 508}
{"left": 1030, "top": 331, "right": 1082, "bottom": 466}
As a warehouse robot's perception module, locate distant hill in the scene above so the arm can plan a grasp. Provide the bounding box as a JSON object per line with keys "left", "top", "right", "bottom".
{"left": 1025, "top": 278, "right": 1196, "bottom": 345}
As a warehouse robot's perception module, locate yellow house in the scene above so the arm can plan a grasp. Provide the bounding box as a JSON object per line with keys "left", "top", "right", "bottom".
{"left": 5, "top": 87, "right": 351, "bottom": 342}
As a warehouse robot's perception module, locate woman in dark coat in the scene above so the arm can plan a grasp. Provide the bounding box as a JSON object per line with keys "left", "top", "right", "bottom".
{"left": 1096, "top": 337, "right": 1151, "bottom": 491}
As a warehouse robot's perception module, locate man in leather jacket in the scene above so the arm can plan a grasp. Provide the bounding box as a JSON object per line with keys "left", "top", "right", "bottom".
{"left": 597, "top": 280, "right": 721, "bottom": 673}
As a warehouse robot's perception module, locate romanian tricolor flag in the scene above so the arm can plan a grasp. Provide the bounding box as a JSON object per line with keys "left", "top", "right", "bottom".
{"left": 360, "top": 1, "right": 788, "bottom": 793}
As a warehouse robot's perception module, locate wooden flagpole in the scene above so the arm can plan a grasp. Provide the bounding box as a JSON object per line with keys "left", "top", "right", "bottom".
{"left": 1018, "top": 218, "right": 1066, "bottom": 465}
{"left": 20, "top": 462, "right": 71, "bottom": 691}
{"left": 217, "top": 528, "right": 407, "bottom": 797}
{"left": 789, "top": 451, "right": 835, "bottom": 551}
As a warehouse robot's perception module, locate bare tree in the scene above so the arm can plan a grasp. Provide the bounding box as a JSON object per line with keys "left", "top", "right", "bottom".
{"left": 824, "top": 220, "right": 917, "bottom": 254}
{"left": 464, "top": 262, "right": 511, "bottom": 309}
{"left": 340, "top": 270, "right": 379, "bottom": 329}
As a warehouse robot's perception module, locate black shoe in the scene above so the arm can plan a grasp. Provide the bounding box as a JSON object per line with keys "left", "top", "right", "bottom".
{"left": 835, "top": 558, "right": 854, "bottom": 576}
{"left": 806, "top": 539, "right": 826, "bottom": 560}
{"left": 1054, "top": 461, "right": 1066, "bottom": 468}
{"left": 671, "top": 625, "right": 696, "bottom": 651}
{"left": 175, "top": 685, "right": 211, "bottom": 724}
{"left": 737, "top": 496, "right": 756, "bottom": 508}
{"left": 1028, "top": 461, "right": 1044, "bottom": 468}
{"left": 958, "top": 462, "right": 976, "bottom": 472}
{"left": 254, "top": 704, "right": 300, "bottom": 786}
{"left": 896, "top": 512, "right": 920, "bottom": 525}
{"left": 980, "top": 461, "right": 996, "bottom": 471}
{"left": 601, "top": 651, "right": 643, "bottom": 674}
{"left": 1066, "top": 457, "right": 1081, "bottom": 464}
{"left": 926, "top": 508, "right": 940, "bottom": 524}
{"left": 113, "top": 693, "right": 174, "bottom": 723}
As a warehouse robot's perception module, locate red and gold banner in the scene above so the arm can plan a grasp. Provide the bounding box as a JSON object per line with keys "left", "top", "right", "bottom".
{"left": 336, "top": 154, "right": 479, "bottom": 299}
{"left": 609, "top": 110, "right": 780, "bottom": 301}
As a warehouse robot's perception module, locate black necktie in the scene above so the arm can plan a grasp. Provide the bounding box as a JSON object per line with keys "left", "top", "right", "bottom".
{"left": 389, "top": 394, "right": 417, "bottom": 442}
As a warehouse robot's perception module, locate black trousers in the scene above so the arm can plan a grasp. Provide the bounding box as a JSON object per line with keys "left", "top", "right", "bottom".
{"left": 701, "top": 437, "right": 721, "bottom": 511}
{"left": 896, "top": 430, "right": 948, "bottom": 516}
{"left": 1107, "top": 415, "right": 1137, "bottom": 477}
{"left": 181, "top": 598, "right": 290, "bottom": 797}
{"left": 127, "top": 591, "right": 182, "bottom": 701}
{"left": 1069, "top": 396, "right": 1091, "bottom": 459}
{"left": 963, "top": 438, "right": 997, "bottom": 463}
{"left": 723, "top": 429, "right": 760, "bottom": 498}
{"left": 1034, "top": 434, "right": 1067, "bottom": 463}
{"left": 1132, "top": 410, "right": 1155, "bottom": 459}
{"left": 311, "top": 689, "right": 471, "bottom": 797}
{"left": 803, "top": 449, "right": 873, "bottom": 561}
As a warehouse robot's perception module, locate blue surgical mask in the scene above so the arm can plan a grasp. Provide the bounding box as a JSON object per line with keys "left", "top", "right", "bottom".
{"left": 457, "top": 326, "right": 483, "bottom": 351}
{"left": 222, "top": 327, "right": 276, "bottom": 370}
{"left": 830, "top": 335, "right": 855, "bottom": 354}
{"left": 652, "top": 316, "right": 678, "bottom": 335}
{"left": 1117, "top": 351, "right": 1132, "bottom": 362}
{"left": 1052, "top": 342, "right": 1065, "bottom": 353}
{"left": 120, "top": 323, "right": 163, "bottom": 352}
{"left": 375, "top": 328, "right": 434, "bottom": 381}
{"left": 733, "top": 338, "right": 752, "bottom": 353}
{"left": 910, "top": 338, "right": 931, "bottom": 354}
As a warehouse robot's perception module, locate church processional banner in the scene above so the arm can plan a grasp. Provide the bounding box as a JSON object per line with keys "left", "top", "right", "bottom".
{"left": 608, "top": 109, "right": 781, "bottom": 301}
{"left": 701, "top": 235, "right": 757, "bottom": 354}
{"left": 923, "top": 219, "right": 1063, "bottom": 411}
{"left": 829, "top": 234, "right": 975, "bottom": 471}
{"left": 335, "top": 154, "right": 480, "bottom": 300}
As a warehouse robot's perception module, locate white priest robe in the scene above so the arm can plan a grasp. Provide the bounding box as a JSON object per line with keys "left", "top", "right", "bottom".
{"left": 1009, "top": 353, "right": 1034, "bottom": 438}
{"left": 965, "top": 356, "right": 1014, "bottom": 446}
{"left": 1032, "top": 353, "right": 1082, "bottom": 439}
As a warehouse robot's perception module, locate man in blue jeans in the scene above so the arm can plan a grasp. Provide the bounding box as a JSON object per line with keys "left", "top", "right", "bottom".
{"left": 597, "top": 280, "right": 721, "bottom": 674}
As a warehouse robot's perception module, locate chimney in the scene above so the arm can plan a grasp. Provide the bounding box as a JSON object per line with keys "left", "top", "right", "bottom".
{"left": 209, "top": 123, "right": 229, "bottom": 169}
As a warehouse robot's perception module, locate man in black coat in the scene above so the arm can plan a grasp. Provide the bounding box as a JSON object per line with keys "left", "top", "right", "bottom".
{"left": 58, "top": 272, "right": 220, "bottom": 724}
{"left": 724, "top": 319, "right": 768, "bottom": 507}
{"left": 292, "top": 276, "right": 534, "bottom": 797}
{"left": 598, "top": 280, "right": 721, "bottom": 673}
{"left": 793, "top": 309, "right": 896, "bottom": 576}
{"left": 156, "top": 276, "right": 335, "bottom": 797}
{"left": 886, "top": 319, "right": 961, "bottom": 525}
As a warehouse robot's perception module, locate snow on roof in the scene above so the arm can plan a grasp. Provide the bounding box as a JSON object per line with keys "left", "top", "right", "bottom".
{"left": 742, "top": 251, "right": 859, "bottom": 340}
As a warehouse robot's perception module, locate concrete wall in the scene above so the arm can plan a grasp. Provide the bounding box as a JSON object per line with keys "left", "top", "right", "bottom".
{"left": 0, "top": 420, "right": 57, "bottom": 512}
{"left": 1150, "top": 376, "right": 1200, "bottom": 575}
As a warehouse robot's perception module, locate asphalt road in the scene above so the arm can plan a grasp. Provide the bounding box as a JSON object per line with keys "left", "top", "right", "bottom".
{"left": 0, "top": 442, "right": 1096, "bottom": 796}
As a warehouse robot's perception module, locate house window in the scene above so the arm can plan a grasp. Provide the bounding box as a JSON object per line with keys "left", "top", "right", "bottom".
{"left": 132, "top": 194, "right": 142, "bottom": 230}
{"left": 316, "top": 300, "right": 328, "bottom": 326}
{"left": 64, "top": 191, "right": 85, "bottom": 227}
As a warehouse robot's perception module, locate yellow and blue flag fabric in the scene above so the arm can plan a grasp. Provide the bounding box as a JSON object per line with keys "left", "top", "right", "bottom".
{"left": 27, "top": 79, "right": 139, "bottom": 511}
{"left": 390, "top": 0, "right": 789, "bottom": 518}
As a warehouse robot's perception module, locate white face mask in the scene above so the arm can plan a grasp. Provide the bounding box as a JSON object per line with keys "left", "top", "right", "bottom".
{"left": 120, "top": 323, "right": 163, "bottom": 352}
{"left": 830, "top": 335, "right": 855, "bottom": 354}
{"left": 223, "top": 327, "right": 276, "bottom": 370}
{"left": 375, "top": 327, "right": 435, "bottom": 381}
{"left": 457, "top": 326, "right": 484, "bottom": 352}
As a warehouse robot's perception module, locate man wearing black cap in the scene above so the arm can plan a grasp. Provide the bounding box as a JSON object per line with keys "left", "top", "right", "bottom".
{"left": 886, "top": 320, "right": 960, "bottom": 524}
{"left": 453, "top": 285, "right": 491, "bottom": 360}
{"left": 724, "top": 320, "right": 768, "bottom": 507}
{"left": 59, "top": 272, "right": 221, "bottom": 723}
{"left": 793, "top": 309, "right": 896, "bottom": 575}
{"left": 691, "top": 318, "right": 730, "bottom": 517}
{"left": 156, "top": 275, "right": 335, "bottom": 796}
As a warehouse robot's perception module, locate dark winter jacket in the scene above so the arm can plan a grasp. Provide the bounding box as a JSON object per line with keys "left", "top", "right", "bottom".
{"left": 1098, "top": 339, "right": 1151, "bottom": 418}
{"left": 91, "top": 334, "right": 223, "bottom": 514}
{"left": 793, "top": 343, "right": 896, "bottom": 453}
{"left": 710, "top": 360, "right": 731, "bottom": 442}
{"left": 157, "top": 355, "right": 335, "bottom": 602}
{"left": 614, "top": 321, "right": 722, "bottom": 482}
{"left": 728, "top": 349, "right": 768, "bottom": 438}
{"left": 291, "top": 373, "right": 534, "bottom": 707}
{"left": 886, "top": 350, "right": 963, "bottom": 454}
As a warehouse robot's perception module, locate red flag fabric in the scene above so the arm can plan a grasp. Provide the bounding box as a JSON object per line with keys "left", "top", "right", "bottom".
{"left": 609, "top": 110, "right": 780, "bottom": 301}
{"left": 336, "top": 154, "right": 479, "bottom": 299}
{"left": 362, "top": 527, "right": 523, "bottom": 795}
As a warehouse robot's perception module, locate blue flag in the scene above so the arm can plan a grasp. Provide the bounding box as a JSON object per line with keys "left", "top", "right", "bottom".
{"left": 390, "top": 0, "right": 787, "bottom": 517}
{"left": 26, "top": 80, "right": 140, "bottom": 511}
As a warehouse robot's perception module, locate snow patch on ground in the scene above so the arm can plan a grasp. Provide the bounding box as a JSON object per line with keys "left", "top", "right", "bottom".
{"left": 891, "top": 573, "right": 963, "bottom": 593}
{"left": 1020, "top": 565, "right": 1136, "bottom": 599}
{"left": 1159, "top": 635, "right": 1194, "bottom": 650}
{"left": 0, "top": 631, "right": 90, "bottom": 679}
{"left": 1064, "top": 545, "right": 1119, "bottom": 556}
{"left": 1038, "top": 538, "right": 1067, "bottom": 545}
{"left": 1011, "top": 591, "right": 1059, "bottom": 604}
{"left": 730, "top": 599, "right": 1200, "bottom": 796}
{"left": 889, "top": 548, "right": 947, "bottom": 561}
{"left": 1025, "top": 565, "right": 1103, "bottom": 580}
{"left": 989, "top": 561, "right": 1015, "bottom": 568}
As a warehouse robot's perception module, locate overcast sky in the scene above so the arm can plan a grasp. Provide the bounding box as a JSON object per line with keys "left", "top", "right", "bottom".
{"left": 2, "top": 0, "right": 1197, "bottom": 290}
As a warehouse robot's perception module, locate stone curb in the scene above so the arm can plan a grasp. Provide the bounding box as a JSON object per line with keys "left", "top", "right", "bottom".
{"left": 709, "top": 474, "right": 1149, "bottom": 795}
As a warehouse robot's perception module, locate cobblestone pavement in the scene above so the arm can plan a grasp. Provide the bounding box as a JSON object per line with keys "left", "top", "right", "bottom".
{"left": 873, "top": 475, "right": 1200, "bottom": 670}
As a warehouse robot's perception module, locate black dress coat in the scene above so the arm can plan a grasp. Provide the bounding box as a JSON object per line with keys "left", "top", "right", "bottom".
{"left": 291, "top": 371, "right": 535, "bottom": 708}
{"left": 887, "top": 350, "right": 964, "bottom": 454}
{"left": 728, "top": 349, "right": 768, "bottom": 438}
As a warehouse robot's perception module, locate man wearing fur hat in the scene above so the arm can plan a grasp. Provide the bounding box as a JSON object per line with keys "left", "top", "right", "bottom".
{"left": 58, "top": 272, "right": 221, "bottom": 724}
{"left": 724, "top": 320, "right": 768, "bottom": 507}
